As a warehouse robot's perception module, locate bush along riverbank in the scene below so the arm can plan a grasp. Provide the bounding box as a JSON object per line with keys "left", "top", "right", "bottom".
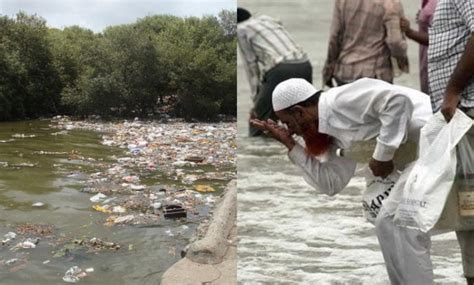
{"left": 0, "top": 11, "right": 236, "bottom": 122}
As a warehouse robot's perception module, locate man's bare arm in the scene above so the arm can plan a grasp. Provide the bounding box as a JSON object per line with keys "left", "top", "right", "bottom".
{"left": 442, "top": 34, "right": 474, "bottom": 121}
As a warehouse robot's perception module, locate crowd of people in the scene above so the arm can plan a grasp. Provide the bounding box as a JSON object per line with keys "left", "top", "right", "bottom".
{"left": 237, "top": 0, "right": 474, "bottom": 284}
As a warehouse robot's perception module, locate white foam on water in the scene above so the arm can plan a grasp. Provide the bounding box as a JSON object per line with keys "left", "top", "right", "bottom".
{"left": 238, "top": 143, "right": 466, "bottom": 284}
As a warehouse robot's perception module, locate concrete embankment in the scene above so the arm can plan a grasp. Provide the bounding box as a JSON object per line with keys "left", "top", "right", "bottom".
{"left": 161, "top": 180, "right": 237, "bottom": 285}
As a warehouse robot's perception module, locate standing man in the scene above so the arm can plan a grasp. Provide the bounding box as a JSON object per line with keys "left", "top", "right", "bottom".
{"left": 376, "top": 1, "right": 474, "bottom": 284}
{"left": 322, "top": 0, "right": 408, "bottom": 87}
{"left": 237, "top": 8, "right": 312, "bottom": 136}
{"left": 429, "top": 0, "right": 474, "bottom": 283}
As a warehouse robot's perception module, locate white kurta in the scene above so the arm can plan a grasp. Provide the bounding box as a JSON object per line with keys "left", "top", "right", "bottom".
{"left": 288, "top": 78, "right": 432, "bottom": 196}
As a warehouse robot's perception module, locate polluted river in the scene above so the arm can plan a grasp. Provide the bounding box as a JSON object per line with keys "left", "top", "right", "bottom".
{"left": 237, "top": 0, "right": 466, "bottom": 284}
{"left": 0, "top": 117, "right": 236, "bottom": 284}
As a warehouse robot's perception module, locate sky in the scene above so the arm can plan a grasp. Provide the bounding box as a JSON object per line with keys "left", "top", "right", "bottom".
{"left": 0, "top": 0, "right": 236, "bottom": 32}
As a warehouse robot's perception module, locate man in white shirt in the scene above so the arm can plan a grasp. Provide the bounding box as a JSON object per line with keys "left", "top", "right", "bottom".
{"left": 251, "top": 77, "right": 432, "bottom": 196}
{"left": 250, "top": 78, "right": 435, "bottom": 283}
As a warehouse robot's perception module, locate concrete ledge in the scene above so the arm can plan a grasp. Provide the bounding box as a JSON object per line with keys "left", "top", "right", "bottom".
{"left": 161, "top": 180, "right": 237, "bottom": 285}
{"left": 186, "top": 180, "right": 236, "bottom": 264}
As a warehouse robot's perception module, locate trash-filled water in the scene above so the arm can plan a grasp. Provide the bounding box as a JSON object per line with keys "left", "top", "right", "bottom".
{"left": 237, "top": 0, "right": 465, "bottom": 284}
{"left": 0, "top": 118, "right": 236, "bottom": 284}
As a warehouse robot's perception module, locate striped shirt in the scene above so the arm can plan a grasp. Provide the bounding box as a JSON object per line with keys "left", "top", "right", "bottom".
{"left": 428, "top": 0, "right": 474, "bottom": 112}
{"left": 237, "top": 15, "right": 308, "bottom": 98}
{"left": 323, "top": 0, "right": 408, "bottom": 84}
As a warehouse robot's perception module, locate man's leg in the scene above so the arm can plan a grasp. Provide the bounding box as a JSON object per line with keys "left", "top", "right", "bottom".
{"left": 375, "top": 209, "right": 405, "bottom": 284}
{"left": 375, "top": 208, "right": 433, "bottom": 284}
{"left": 456, "top": 231, "right": 474, "bottom": 285}
{"left": 457, "top": 110, "right": 474, "bottom": 285}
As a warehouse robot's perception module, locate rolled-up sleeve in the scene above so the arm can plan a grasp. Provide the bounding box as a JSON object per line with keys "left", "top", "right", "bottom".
{"left": 288, "top": 144, "right": 357, "bottom": 196}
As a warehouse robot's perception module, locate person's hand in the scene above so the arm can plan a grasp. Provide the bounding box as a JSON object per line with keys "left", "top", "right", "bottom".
{"left": 441, "top": 91, "right": 462, "bottom": 122}
{"left": 369, "top": 158, "right": 394, "bottom": 178}
{"left": 250, "top": 118, "right": 296, "bottom": 150}
{"left": 400, "top": 17, "right": 410, "bottom": 34}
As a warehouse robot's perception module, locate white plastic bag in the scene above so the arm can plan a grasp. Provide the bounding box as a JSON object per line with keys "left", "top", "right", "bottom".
{"left": 435, "top": 130, "right": 474, "bottom": 231}
{"left": 362, "top": 167, "right": 400, "bottom": 224}
{"left": 393, "top": 110, "right": 473, "bottom": 232}
{"left": 381, "top": 162, "right": 416, "bottom": 215}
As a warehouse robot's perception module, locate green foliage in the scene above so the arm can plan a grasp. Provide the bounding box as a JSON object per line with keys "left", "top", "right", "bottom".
{"left": 0, "top": 12, "right": 62, "bottom": 120}
{"left": 0, "top": 10, "right": 236, "bottom": 121}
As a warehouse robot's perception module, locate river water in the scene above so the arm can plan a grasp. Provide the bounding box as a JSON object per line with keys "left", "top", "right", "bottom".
{"left": 0, "top": 119, "right": 233, "bottom": 284}
{"left": 237, "top": 1, "right": 465, "bottom": 284}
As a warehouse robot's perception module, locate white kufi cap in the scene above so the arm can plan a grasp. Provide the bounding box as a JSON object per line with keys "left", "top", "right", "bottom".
{"left": 272, "top": 78, "right": 318, "bottom": 112}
